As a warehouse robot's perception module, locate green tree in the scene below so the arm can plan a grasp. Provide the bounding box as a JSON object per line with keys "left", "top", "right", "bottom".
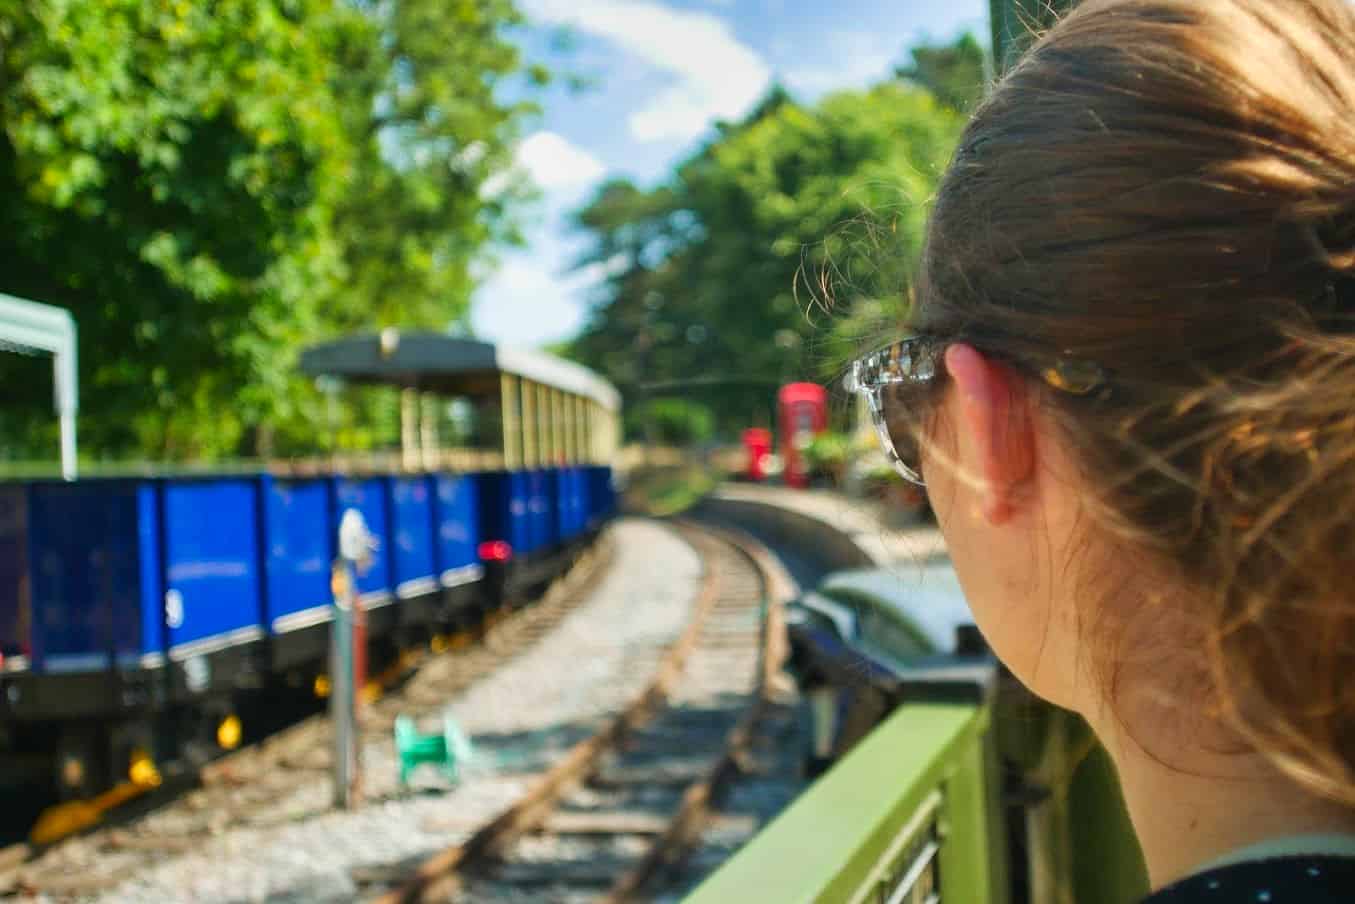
{"left": 895, "top": 32, "right": 988, "bottom": 112}
{"left": 0, "top": 0, "right": 357, "bottom": 457}
{"left": 328, "top": 0, "right": 541, "bottom": 331}
{"left": 0, "top": 0, "right": 543, "bottom": 461}
{"left": 569, "top": 79, "right": 965, "bottom": 435}
{"left": 626, "top": 398, "right": 715, "bottom": 446}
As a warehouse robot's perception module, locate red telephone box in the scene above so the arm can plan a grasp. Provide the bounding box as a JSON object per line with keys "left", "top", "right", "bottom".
{"left": 778, "top": 382, "right": 828, "bottom": 489}
{"left": 741, "top": 428, "right": 773, "bottom": 481}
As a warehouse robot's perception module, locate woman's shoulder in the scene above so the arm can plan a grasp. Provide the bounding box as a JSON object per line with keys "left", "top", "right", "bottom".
{"left": 1143, "top": 855, "right": 1355, "bottom": 903}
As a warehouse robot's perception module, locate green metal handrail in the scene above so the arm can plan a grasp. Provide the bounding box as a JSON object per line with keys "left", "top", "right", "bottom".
{"left": 686, "top": 701, "right": 1007, "bottom": 904}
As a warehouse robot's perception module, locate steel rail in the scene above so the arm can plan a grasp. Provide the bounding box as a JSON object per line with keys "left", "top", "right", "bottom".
{"left": 373, "top": 523, "right": 729, "bottom": 904}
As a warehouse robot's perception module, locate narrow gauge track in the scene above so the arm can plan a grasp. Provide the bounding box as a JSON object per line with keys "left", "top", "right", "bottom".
{"left": 369, "top": 521, "right": 796, "bottom": 904}
{"left": 2, "top": 535, "right": 618, "bottom": 900}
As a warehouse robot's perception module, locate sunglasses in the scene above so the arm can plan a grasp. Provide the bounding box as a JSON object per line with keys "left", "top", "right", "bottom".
{"left": 845, "top": 335, "right": 1108, "bottom": 486}
{"left": 843, "top": 336, "right": 942, "bottom": 485}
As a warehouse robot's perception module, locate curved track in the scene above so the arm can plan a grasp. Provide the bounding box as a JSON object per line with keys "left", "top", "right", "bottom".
{"left": 368, "top": 521, "right": 798, "bottom": 904}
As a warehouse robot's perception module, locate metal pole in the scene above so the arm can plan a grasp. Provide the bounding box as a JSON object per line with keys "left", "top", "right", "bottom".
{"left": 400, "top": 387, "right": 419, "bottom": 472}
{"left": 330, "top": 558, "right": 358, "bottom": 809}
{"left": 333, "top": 507, "right": 373, "bottom": 810}
{"left": 54, "top": 347, "right": 77, "bottom": 480}
{"left": 58, "top": 404, "right": 76, "bottom": 481}
{"left": 500, "top": 373, "right": 519, "bottom": 470}
{"left": 521, "top": 380, "right": 537, "bottom": 469}
{"left": 581, "top": 398, "right": 592, "bottom": 465}
{"left": 551, "top": 387, "right": 560, "bottom": 464}
{"left": 533, "top": 382, "right": 544, "bottom": 466}
{"left": 420, "top": 390, "right": 436, "bottom": 471}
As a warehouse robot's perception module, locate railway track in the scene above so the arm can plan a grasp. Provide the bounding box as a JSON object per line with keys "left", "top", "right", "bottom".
{"left": 367, "top": 521, "right": 798, "bottom": 904}
{"left": 2, "top": 534, "right": 619, "bottom": 900}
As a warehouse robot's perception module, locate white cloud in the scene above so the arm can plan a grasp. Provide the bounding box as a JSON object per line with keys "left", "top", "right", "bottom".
{"left": 482, "top": 131, "right": 606, "bottom": 200}
{"left": 472, "top": 255, "right": 588, "bottom": 347}
{"left": 781, "top": 29, "right": 901, "bottom": 97}
{"left": 524, "top": 0, "right": 771, "bottom": 142}
{"left": 516, "top": 131, "right": 607, "bottom": 190}
{"left": 472, "top": 251, "right": 622, "bottom": 347}
{"left": 471, "top": 207, "right": 622, "bottom": 347}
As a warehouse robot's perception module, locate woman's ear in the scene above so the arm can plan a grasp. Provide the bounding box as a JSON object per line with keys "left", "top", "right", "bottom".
{"left": 942, "top": 343, "right": 1037, "bottom": 524}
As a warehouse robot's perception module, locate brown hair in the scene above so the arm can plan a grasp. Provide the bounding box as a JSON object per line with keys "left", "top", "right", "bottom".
{"left": 917, "top": 0, "right": 1355, "bottom": 802}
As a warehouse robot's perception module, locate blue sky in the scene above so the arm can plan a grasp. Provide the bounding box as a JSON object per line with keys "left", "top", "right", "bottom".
{"left": 470, "top": 0, "right": 990, "bottom": 347}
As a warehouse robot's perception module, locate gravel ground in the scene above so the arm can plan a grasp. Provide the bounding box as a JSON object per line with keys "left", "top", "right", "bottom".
{"left": 60, "top": 518, "right": 701, "bottom": 904}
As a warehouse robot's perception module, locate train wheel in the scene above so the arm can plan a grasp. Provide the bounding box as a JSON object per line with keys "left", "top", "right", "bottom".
{"left": 178, "top": 702, "right": 241, "bottom": 768}
{"left": 54, "top": 724, "right": 110, "bottom": 801}
{"left": 108, "top": 719, "right": 161, "bottom": 788}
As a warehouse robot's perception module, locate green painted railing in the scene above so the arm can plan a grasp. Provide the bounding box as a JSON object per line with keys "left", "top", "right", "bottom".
{"left": 685, "top": 695, "right": 1148, "bottom": 904}
{"left": 686, "top": 702, "right": 1007, "bottom": 904}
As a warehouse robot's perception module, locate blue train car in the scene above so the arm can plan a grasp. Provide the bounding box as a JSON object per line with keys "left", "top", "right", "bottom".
{"left": 261, "top": 476, "right": 334, "bottom": 672}
{"left": 554, "top": 468, "right": 575, "bottom": 543}
{"left": 572, "top": 467, "right": 590, "bottom": 538}
{"left": 0, "top": 485, "right": 28, "bottom": 666}
{"left": 389, "top": 475, "right": 439, "bottom": 603}
{"left": 0, "top": 478, "right": 265, "bottom": 718}
{"left": 585, "top": 465, "right": 615, "bottom": 529}
{"left": 387, "top": 473, "right": 482, "bottom": 632}
{"left": 1, "top": 480, "right": 160, "bottom": 692}
{"left": 433, "top": 472, "right": 482, "bottom": 590}
{"left": 476, "top": 469, "right": 579, "bottom": 603}
{"left": 331, "top": 476, "right": 398, "bottom": 637}
{"left": 478, "top": 471, "right": 531, "bottom": 556}
{"left": 0, "top": 476, "right": 267, "bottom": 803}
{"left": 559, "top": 467, "right": 589, "bottom": 543}
{"left": 532, "top": 470, "right": 559, "bottom": 552}
{"left": 430, "top": 472, "right": 484, "bottom": 628}
{"left": 160, "top": 479, "right": 265, "bottom": 680}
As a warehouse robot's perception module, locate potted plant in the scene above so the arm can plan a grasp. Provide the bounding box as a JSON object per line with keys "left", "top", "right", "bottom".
{"left": 803, "top": 431, "right": 851, "bottom": 488}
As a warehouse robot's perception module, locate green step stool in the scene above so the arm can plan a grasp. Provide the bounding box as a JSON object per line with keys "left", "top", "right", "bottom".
{"left": 394, "top": 711, "right": 473, "bottom": 787}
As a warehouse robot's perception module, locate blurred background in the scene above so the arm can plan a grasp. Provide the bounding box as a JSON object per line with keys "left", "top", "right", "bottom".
{"left": 0, "top": 0, "right": 1060, "bottom": 486}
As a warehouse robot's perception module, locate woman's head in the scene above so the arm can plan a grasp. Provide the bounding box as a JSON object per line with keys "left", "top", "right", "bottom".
{"left": 904, "top": 0, "right": 1355, "bottom": 803}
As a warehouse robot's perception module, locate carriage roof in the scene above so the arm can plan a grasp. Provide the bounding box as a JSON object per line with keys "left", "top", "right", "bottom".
{"left": 298, "top": 331, "right": 620, "bottom": 413}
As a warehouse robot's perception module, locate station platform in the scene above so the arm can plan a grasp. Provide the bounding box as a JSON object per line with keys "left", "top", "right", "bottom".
{"left": 707, "top": 483, "right": 947, "bottom": 567}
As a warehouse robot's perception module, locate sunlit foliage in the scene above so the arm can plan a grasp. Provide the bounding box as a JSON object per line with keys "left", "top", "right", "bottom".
{"left": 569, "top": 67, "right": 971, "bottom": 436}
{"left": 0, "top": 0, "right": 539, "bottom": 459}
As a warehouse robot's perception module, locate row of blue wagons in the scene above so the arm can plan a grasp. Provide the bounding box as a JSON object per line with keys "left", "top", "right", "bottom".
{"left": 1, "top": 465, "right": 615, "bottom": 804}
{"left": 0, "top": 466, "right": 614, "bottom": 727}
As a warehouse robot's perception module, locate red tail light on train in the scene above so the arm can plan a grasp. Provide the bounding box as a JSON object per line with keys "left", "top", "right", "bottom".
{"left": 478, "top": 540, "right": 514, "bottom": 563}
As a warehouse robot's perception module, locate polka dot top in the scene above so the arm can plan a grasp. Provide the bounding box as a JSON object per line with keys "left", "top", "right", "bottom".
{"left": 1143, "top": 856, "right": 1355, "bottom": 903}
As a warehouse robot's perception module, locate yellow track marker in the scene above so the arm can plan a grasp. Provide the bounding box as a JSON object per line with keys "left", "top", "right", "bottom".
{"left": 216, "top": 715, "right": 243, "bottom": 751}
